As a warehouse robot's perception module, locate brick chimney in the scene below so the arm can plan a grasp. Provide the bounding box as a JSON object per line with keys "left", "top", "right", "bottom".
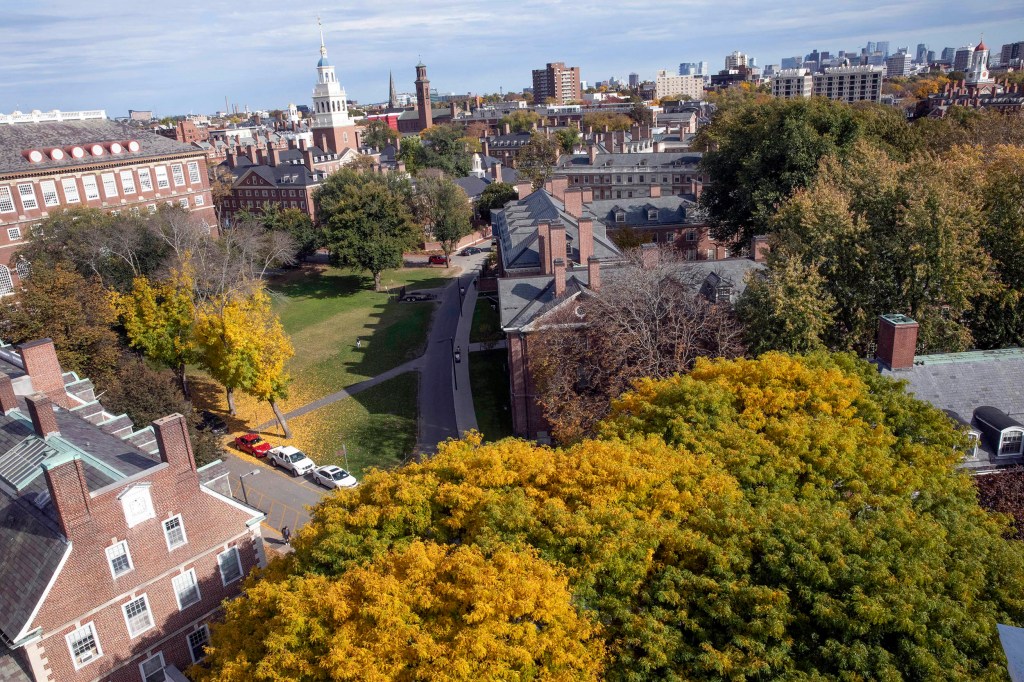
{"left": 18, "top": 339, "right": 66, "bottom": 405}
{"left": 588, "top": 256, "right": 601, "bottom": 292}
{"left": 303, "top": 148, "right": 315, "bottom": 171}
{"left": 245, "top": 144, "right": 257, "bottom": 164}
{"left": 577, "top": 218, "right": 594, "bottom": 265}
{"left": 268, "top": 146, "right": 281, "bottom": 167}
{"left": 537, "top": 221, "right": 551, "bottom": 275}
{"left": 751, "top": 235, "right": 770, "bottom": 262}
{"left": 482, "top": 138, "right": 490, "bottom": 157}
{"left": 491, "top": 161, "right": 502, "bottom": 181}
{"left": 0, "top": 375, "right": 16, "bottom": 414}
{"left": 550, "top": 222, "right": 567, "bottom": 268}
{"left": 582, "top": 187, "right": 593, "bottom": 203}
{"left": 515, "top": 181, "right": 533, "bottom": 199}
{"left": 153, "top": 413, "right": 197, "bottom": 476}
{"left": 26, "top": 393, "right": 59, "bottom": 439}
{"left": 563, "top": 187, "right": 584, "bottom": 218}
{"left": 548, "top": 177, "right": 568, "bottom": 201}
{"left": 43, "top": 456, "right": 92, "bottom": 537}
{"left": 875, "top": 314, "right": 919, "bottom": 370}
{"left": 226, "top": 149, "right": 237, "bottom": 169}
{"left": 640, "top": 242, "right": 660, "bottom": 269}
{"left": 649, "top": 184, "right": 661, "bottom": 198}
{"left": 553, "top": 258, "right": 566, "bottom": 297}
{"left": 299, "top": 138, "right": 309, "bottom": 151}
{"left": 503, "top": 122, "right": 511, "bottom": 134}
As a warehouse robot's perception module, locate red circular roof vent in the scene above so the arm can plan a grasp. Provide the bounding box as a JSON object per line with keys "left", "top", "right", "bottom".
{"left": 127, "top": 140, "right": 140, "bottom": 152}
{"left": 109, "top": 142, "right": 123, "bottom": 154}
{"left": 49, "top": 148, "right": 65, "bottom": 161}
{"left": 26, "top": 150, "right": 43, "bottom": 163}
{"left": 70, "top": 146, "right": 85, "bottom": 159}
{"left": 90, "top": 144, "right": 104, "bottom": 156}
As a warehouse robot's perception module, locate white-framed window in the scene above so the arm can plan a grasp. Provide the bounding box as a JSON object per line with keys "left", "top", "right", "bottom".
{"left": 0, "top": 266, "right": 15, "bottom": 295}
{"left": 1001, "top": 430, "right": 1023, "bottom": 456}
{"left": 105, "top": 540, "right": 133, "bottom": 578}
{"left": 686, "top": 230, "right": 697, "bottom": 242}
{"left": 615, "top": 211, "right": 625, "bottom": 223}
{"left": 120, "top": 485, "right": 155, "bottom": 527}
{"left": 61, "top": 178, "right": 80, "bottom": 203}
{"left": 7, "top": 227, "right": 21, "bottom": 241}
{"left": 178, "top": 197, "right": 189, "bottom": 208}
{"left": 193, "top": 194, "right": 205, "bottom": 206}
{"left": 647, "top": 209, "right": 658, "bottom": 221}
{"left": 40, "top": 180, "right": 60, "bottom": 207}
{"left": 155, "top": 165, "right": 170, "bottom": 189}
{"left": 17, "top": 184, "right": 38, "bottom": 210}
{"left": 101, "top": 173, "right": 118, "bottom": 199}
{"left": 163, "top": 515, "right": 187, "bottom": 550}
{"left": 122, "top": 594, "right": 154, "bottom": 637}
{"left": 217, "top": 546, "right": 243, "bottom": 585}
{"left": 139, "top": 652, "right": 165, "bottom": 682}
{"left": 188, "top": 625, "right": 210, "bottom": 663}
{"left": 65, "top": 622, "right": 102, "bottom": 669}
{"left": 137, "top": 168, "right": 153, "bottom": 192}
{"left": 82, "top": 175, "right": 100, "bottom": 201}
{"left": 119, "top": 170, "right": 137, "bottom": 195}
{"left": 172, "top": 569, "right": 201, "bottom": 610}
{"left": 147, "top": 204, "right": 157, "bottom": 214}
{"left": 15, "top": 260, "right": 31, "bottom": 282}
{"left": 706, "top": 248, "right": 716, "bottom": 259}
{"left": 0, "top": 187, "right": 14, "bottom": 213}
{"left": 187, "top": 161, "right": 201, "bottom": 184}
{"left": 171, "top": 164, "right": 185, "bottom": 186}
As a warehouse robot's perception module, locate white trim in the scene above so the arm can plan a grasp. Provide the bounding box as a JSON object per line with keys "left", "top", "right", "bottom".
{"left": 65, "top": 621, "right": 102, "bottom": 670}
{"left": 122, "top": 593, "right": 154, "bottom": 638}
{"left": 172, "top": 568, "right": 201, "bottom": 611}
{"left": 105, "top": 539, "right": 134, "bottom": 578}
{"left": 12, "top": 541, "right": 72, "bottom": 644}
{"left": 138, "top": 651, "right": 165, "bottom": 682}
{"left": 187, "top": 625, "right": 210, "bottom": 663}
{"left": 217, "top": 547, "right": 243, "bottom": 586}
{"left": 162, "top": 514, "right": 188, "bottom": 550}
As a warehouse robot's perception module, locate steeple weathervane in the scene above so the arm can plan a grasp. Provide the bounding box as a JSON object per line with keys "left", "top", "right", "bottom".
{"left": 317, "top": 16, "right": 327, "bottom": 59}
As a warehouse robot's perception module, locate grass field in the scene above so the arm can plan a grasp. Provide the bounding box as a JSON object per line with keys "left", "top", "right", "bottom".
{"left": 468, "top": 349, "right": 513, "bottom": 442}
{"left": 469, "top": 295, "right": 504, "bottom": 344}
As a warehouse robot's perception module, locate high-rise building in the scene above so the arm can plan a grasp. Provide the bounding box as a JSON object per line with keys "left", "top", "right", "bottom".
{"left": 927, "top": 50, "right": 936, "bottom": 64}
{"left": 781, "top": 56, "right": 802, "bottom": 69}
{"left": 867, "top": 41, "right": 877, "bottom": 54}
{"left": 813, "top": 65, "right": 884, "bottom": 103}
{"left": 724, "top": 51, "right": 748, "bottom": 69}
{"left": 531, "top": 62, "right": 582, "bottom": 105}
{"left": 771, "top": 69, "right": 813, "bottom": 99}
{"left": 876, "top": 41, "right": 890, "bottom": 57}
{"left": 916, "top": 43, "right": 929, "bottom": 63}
{"left": 941, "top": 47, "right": 956, "bottom": 63}
{"left": 654, "top": 70, "right": 704, "bottom": 100}
{"left": 628, "top": 72, "right": 639, "bottom": 88}
{"left": 1000, "top": 41, "right": 1024, "bottom": 66}
{"left": 885, "top": 50, "right": 913, "bottom": 77}
{"left": 953, "top": 45, "right": 974, "bottom": 72}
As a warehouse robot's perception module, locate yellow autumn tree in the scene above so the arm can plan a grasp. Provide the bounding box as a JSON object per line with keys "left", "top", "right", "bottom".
{"left": 112, "top": 262, "right": 197, "bottom": 397}
{"left": 193, "top": 541, "right": 604, "bottom": 682}
{"left": 194, "top": 286, "right": 294, "bottom": 436}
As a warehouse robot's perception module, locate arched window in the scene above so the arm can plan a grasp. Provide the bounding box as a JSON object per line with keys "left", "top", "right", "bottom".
{"left": 0, "top": 265, "right": 14, "bottom": 295}
{"left": 15, "top": 259, "right": 30, "bottom": 282}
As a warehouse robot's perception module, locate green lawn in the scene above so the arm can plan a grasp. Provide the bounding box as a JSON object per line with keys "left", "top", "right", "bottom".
{"left": 286, "top": 372, "right": 419, "bottom": 477}
{"left": 469, "top": 349, "right": 514, "bottom": 442}
{"left": 469, "top": 295, "right": 504, "bottom": 344}
{"left": 265, "top": 264, "right": 453, "bottom": 410}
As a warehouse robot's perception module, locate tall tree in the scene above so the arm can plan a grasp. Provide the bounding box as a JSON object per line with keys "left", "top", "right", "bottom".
{"left": 414, "top": 175, "right": 473, "bottom": 264}
{"left": 498, "top": 110, "right": 541, "bottom": 133}
{"left": 361, "top": 119, "right": 399, "bottom": 150}
{"left": 477, "top": 182, "right": 519, "bottom": 222}
{"left": 627, "top": 97, "right": 653, "bottom": 126}
{"left": 420, "top": 123, "right": 473, "bottom": 177}
{"left": 581, "top": 112, "right": 632, "bottom": 131}
{"left": 554, "top": 126, "right": 580, "bottom": 154}
{"left": 315, "top": 169, "right": 419, "bottom": 291}
{"left": 245, "top": 204, "right": 323, "bottom": 260}
{"left": 516, "top": 132, "right": 561, "bottom": 189}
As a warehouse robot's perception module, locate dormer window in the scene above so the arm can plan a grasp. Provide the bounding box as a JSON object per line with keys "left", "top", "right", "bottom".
{"left": 1001, "top": 430, "right": 1023, "bottom": 456}
{"left": 615, "top": 211, "right": 625, "bottom": 223}
{"left": 966, "top": 431, "right": 981, "bottom": 460}
{"left": 120, "top": 485, "right": 155, "bottom": 528}
{"left": 648, "top": 209, "right": 658, "bottom": 221}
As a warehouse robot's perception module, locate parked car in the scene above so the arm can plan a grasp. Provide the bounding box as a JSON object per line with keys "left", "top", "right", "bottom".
{"left": 428, "top": 255, "right": 448, "bottom": 265}
{"left": 234, "top": 432, "right": 272, "bottom": 458}
{"left": 267, "top": 445, "right": 316, "bottom": 477}
{"left": 459, "top": 246, "right": 482, "bottom": 256}
{"left": 401, "top": 292, "right": 436, "bottom": 302}
{"left": 312, "top": 465, "right": 358, "bottom": 489}
{"left": 197, "top": 410, "right": 227, "bottom": 435}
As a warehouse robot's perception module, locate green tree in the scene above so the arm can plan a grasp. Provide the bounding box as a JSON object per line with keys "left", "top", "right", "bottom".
{"left": 554, "top": 126, "right": 580, "bottom": 154}
{"left": 361, "top": 119, "right": 399, "bottom": 150}
{"left": 581, "top": 112, "right": 632, "bottom": 132}
{"left": 498, "top": 109, "right": 541, "bottom": 133}
{"left": 315, "top": 169, "right": 419, "bottom": 291}
{"left": 415, "top": 175, "right": 473, "bottom": 264}
{"left": 628, "top": 97, "right": 653, "bottom": 126}
{"left": 477, "top": 182, "right": 519, "bottom": 222}
{"left": 516, "top": 132, "right": 561, "bottom": 189}
{"left": 421, "top": 123, "right": 473, "bottom": 176}
{"left": 246, "top": 204, "right": 323, "bottom": 259}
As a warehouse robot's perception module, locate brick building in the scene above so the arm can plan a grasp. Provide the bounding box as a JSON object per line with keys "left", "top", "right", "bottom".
{"left": 552, "top": 149, "right": 705, "bottom": 201}
{"left": 532, "top": 62, "right": 582, "bottom": 105}
{"left": 0, "top": 338, "right": 265, "bottom": 681}
{"left": 0, "top": 110, "right": 216, "bottom": 290}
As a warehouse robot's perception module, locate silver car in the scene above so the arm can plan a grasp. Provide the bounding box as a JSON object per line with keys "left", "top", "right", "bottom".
{"left": 312, "top": 465, "right": 358, "bottom": 489}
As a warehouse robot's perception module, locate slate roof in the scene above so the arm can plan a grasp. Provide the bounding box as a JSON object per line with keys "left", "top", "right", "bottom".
{"left": 454, "top": 176, "right": 489, "bottom": 200}
{"left": 0, "top": 119, "right": 202, "bottom": 176}
{"left": 0, "top": 639, "right": 32, "bottom": 682}
{"left": 492, "top": 189, "right": 622, "bottom": 272}
{"left": 585, "top": 196, "right": 702, "bottom": 227}
{"left": 555, "top": 151, "right": 702, "bottom": 170}
{"left": 879, "top": 349, "right": 1024, "bottom": 469}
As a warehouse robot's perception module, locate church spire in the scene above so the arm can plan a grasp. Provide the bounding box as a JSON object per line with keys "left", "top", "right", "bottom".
{"left": 389, "top": 71, "right": 397, "bottom": 109}
{"left": 317, "top": 15, "right": 327, "bottom": 60}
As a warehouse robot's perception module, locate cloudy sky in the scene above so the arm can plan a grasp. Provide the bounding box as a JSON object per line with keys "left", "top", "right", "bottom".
{"left": 2, "top": 1, "right": 1022, "bottom": 116}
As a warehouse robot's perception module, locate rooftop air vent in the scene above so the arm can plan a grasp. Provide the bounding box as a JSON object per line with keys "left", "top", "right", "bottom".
{"left": 70, "top": 146, "right": 85, "bottom": 159}
{"left": 90, "top": 144, "right": 104, "bottom": 156}
{"left": 127, "top": 140, "right": 140, "bottom": 152}
{"left": 109, "top": 142, "right": 123, "bottom": 154}
{"left": 26, "top": 150, "right": 43, "bottom": 163}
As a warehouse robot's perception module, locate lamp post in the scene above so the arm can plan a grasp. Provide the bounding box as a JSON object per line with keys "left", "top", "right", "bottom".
{"left": 443, "top": 337, "right": 459, "bottom": 390}
{"left": 238, "top": 469, "right": 260, "bottom": 507}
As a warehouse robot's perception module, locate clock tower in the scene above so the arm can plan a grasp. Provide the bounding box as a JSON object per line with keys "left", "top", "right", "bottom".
{"left": 311, "top": 18, "right": 358, "bottom": 153}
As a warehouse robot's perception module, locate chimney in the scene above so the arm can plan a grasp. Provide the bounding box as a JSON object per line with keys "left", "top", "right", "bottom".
{"left": 0, "top": 375, "right": 17, "bottom": 414}
{"left": 751, "top": 235, "right": 770, "bottom": 262}
{"left": 503, "top": 123, "right": 511, "bottom": 134}
{"left": 563, "top": 187, "right": 584, "bottom": 218}
{"left": 26, "top": 393, "right": 59, "bottom": 439}
{"left": 18, "top": 339, "right": 66, "bottom": 405}
{"left": 491, "top": 161, "right": 502, "bottom": 181}
{"left": 577, "top": 218, "right": 594, "bottom": 265}
{"left": 875, "top": 314, "right": 919, "bottom": 370}
{"left": 538, "top": 221, "right": 552, "bottom": 275}
{"left": 640, "top": 242, "right": 660, "bottom": 269}
{"left": 303, "top": 148, "right": 315, "bottom": 170}
{"left": 268, "top": 146, "right": 281, "bottom": 166}
{"left": 550, "top": 222, "right": 567, "bottom": 269}
{"left": 226, "top": 149, "right": 237, "bottom": 168}
{"left": 587, "top": 256, "right": 601, "bottom": 291}
{"left": 245, "top": 144, "right": 257, "bottom": 164}
{"left": 649, "top": 184, "right": 662, "bottom": 198}
{"left": 299, "top": 137, "right": 309, "bottom": 151}
{"left": 553, "top": 258, "right": 566, "bottom": 297}
{"left": 515, "top": 181, "right": 533, "bottom": 199}
{"left": 153, "top": 413, "right": 198, "bottom": 475}
{"left": 548, "top": 177, "right": 568, "bottom": 201}
{"left": 582, "top": 187, "right": 593, "bottom": 203}
{"left": 482, "top": 138, "right": 490, "bottom": 157}
{"left": 43, "top": 456, "right": 92, "bottom": 537}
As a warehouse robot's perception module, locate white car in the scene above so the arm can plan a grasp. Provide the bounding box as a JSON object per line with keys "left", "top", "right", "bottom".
{"left": 312, "top": 465, "right": 358, "bottom": 489}
{"left": 267, "top": 446, "right": 315, "bottom": 477}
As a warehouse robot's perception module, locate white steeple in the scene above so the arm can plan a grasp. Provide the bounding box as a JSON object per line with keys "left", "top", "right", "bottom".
{"left": 312, "top": 16, "right": 351, "bottom": 131}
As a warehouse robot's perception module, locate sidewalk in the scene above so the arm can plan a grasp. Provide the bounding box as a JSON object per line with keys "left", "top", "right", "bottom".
{"left": 452, "top": 270, "right": 480, "bottom": 435}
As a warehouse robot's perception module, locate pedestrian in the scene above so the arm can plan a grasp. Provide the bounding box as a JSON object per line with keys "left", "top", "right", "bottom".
{"left": 281, "top": 526, "right": 291, "bottom": 544}
{"left": 473, "top": 278, "right": 478, "bottom": 290}
{"left": 356, "top": 339, "right": 362, "bottom": 349}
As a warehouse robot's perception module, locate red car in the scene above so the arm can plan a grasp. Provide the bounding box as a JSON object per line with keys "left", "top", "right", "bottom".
{"left": 234, "top": 433, "right": 272, "bottom": 458}
{"left": 428, "top": 255, "right": 448, "bottom": 265}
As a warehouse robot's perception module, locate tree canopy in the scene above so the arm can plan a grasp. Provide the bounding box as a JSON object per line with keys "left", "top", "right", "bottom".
{"left": 498, "top": 110, "right": 541, "bottom": 133}
{"left": 199, "top": 352, "right": 1024, "bottom": 680}
{"left": 413, "top": 175, "right": 472, "bottom": 261}
{"left": 516, "top": 132, "right": 561, "bottom": 189}
{"left": 477, "top": 182, "right": 518, "bottom": 223}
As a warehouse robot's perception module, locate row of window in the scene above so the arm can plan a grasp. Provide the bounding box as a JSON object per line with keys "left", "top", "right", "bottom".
{"left": 0, "top": 263, "right": 30, "bottom": 295}
{"left": 105, "top": 515, "right": 188, "bottom": 579}
{"left": 227, "top": 199, "right": 307, "bottom": 211}
{"left": 569, "top": 174, "right": 699, "bottom": 185}
{"left": 241, "top": 188, "right": 304, "bottom": 198}
{"left": 0, "top": 161, "right": 203, "bottom": 215}
{"left": 66, "top": 545, "right": 243, "bottom": 671}
{"left": 67, "top": 621, "right": 210, "bottom": 678}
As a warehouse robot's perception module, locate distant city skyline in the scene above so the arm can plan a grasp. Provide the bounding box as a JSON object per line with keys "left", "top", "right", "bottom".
{"left": 1, "top": 0, "right": 1021, "bottom": 116}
